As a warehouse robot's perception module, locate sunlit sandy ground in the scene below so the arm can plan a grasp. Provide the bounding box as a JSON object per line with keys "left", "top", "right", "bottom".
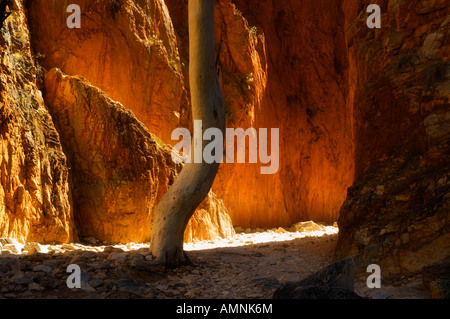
{"left": 1, "top": 226, "right": 339, "bottom": 255}
{"left": 184, "top": 226, "right": 339, "bottom": 251}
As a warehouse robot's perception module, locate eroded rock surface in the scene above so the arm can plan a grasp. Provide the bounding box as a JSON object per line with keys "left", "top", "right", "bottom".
{"left": 0, "top": 1, "right": 75, "bottom": 243}
{"left": 28, "top": 0, "right": 188, "bottom": 143}
{"left": 336, "top": 0, "right": 450, "bottom": 277}
{"left": 44, "top": 68, "right": 234, "bottom": 243}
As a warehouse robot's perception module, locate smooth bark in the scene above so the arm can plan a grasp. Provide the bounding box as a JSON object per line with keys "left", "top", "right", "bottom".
{"left": 150, "top": 0, "right": 225, "bottom": 267}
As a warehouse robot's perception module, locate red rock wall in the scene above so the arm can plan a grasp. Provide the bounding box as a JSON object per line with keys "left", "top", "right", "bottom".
{"left": 167, "top": 0, "right": 355, "bottom": 227}
{"left": 343, "top": 0, "right": 449, "bottom": 178}
{"left": 44, "top": 68, "right": 234, "bottom": 243}
{"left": 28, "top": 0, "right": 355, "bottom": 229}
{"left": 0, "top": 0, "right": 234, "bottom": 244}
{"left": 28, "top": 0, "right": 189, "bottom": 143}
{"left": 336, "top": 0, "right": 450, "bottom": 276}
{"left": 0, "top": 1, "right": 75, "bottom": 243}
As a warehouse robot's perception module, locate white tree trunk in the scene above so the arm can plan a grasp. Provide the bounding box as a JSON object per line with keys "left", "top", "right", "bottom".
{"left": 150, "top": 0, "right": 225, "bottom": 267}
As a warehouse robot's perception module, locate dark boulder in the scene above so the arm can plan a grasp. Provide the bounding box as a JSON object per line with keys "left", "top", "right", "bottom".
{"left": 422, "top": 262, "right": 450, "bottom": 299}
{"left": 273, "top": 258, "right": 362, "bottom": 299}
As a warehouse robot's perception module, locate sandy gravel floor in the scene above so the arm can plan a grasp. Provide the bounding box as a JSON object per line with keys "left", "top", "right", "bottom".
{"left": 0, "top": 227, "right": 430, "bottom": 299}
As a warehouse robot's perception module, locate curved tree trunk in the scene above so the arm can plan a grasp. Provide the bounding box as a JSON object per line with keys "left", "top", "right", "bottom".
{"left": 150, "top": 0, "right": 225, "bottom": 268}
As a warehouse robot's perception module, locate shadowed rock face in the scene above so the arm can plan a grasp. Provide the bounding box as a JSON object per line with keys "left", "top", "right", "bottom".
{"left": 422, "top": 263, "right": 450, "bottom": 299}
{"left": 336, "top": 0, "right": 450, "bottom": 277}
{"left": 336, "top": 151, "right": 450, "bottom": 276}
{"left": 44, "top": 68, "right": 234, "bottom": 243}
{"left": 0, "top": 1, "right": 75, "bottom": 243}
{"left": 44, "top": 68, "right": 163, "bottom": 243}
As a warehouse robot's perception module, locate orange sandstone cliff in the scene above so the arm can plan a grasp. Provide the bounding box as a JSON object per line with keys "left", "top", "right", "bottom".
{"left": 0, "top": 1, "right": 75, "bottom": 243}
{"left": 1, "top": 0, "right": 235, "bottom": 244}
{"left": 43, "top": 68, "right": 234, "bottom": 243}
{"left": 0, "top": 0, "right": 448, "bottom": 278}
{"left": 28, "top": 0, "right": 355, "bottom": 228}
